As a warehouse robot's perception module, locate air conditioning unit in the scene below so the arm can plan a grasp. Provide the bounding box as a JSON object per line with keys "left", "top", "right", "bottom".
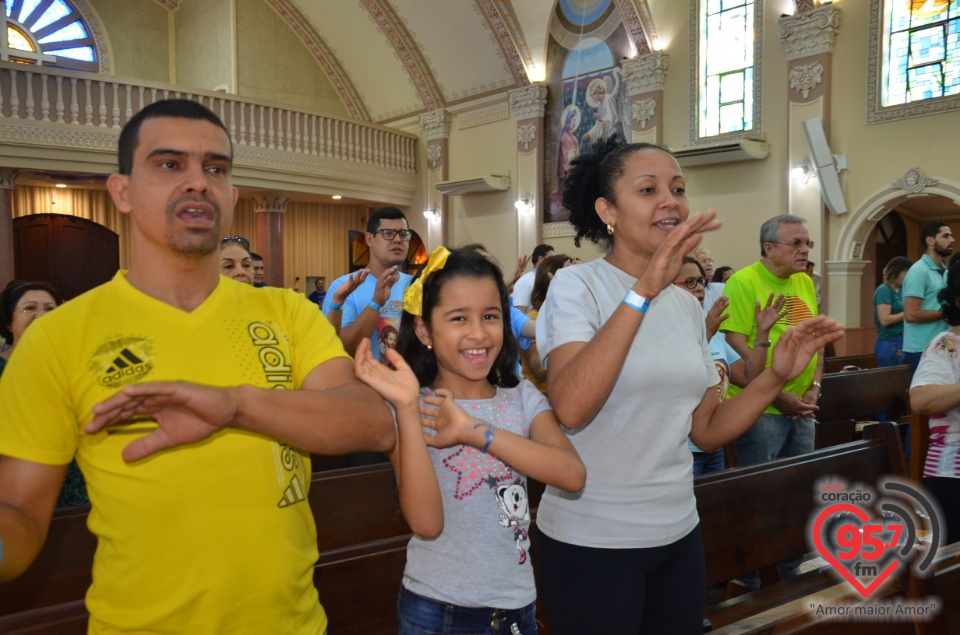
{"left": 671, "top": 138, "right": 769, "bottom": 167}
{"left": 435, "top": 175, "right": 510, "bottom": 196}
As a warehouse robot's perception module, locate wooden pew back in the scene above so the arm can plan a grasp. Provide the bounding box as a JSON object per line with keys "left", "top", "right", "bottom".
{"left": 696, "top": 423, "right": 906, "bottom": 631}
{"left": 817, "top": 366, "right": 911, "bottom": 424}
{"left": 823, "top": 354, "right": 879, "bottom": 374}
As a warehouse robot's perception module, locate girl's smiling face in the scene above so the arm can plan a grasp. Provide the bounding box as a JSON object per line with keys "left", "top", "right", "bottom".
{"left": 415, "top": 275, "right": 504, "bottom": 400}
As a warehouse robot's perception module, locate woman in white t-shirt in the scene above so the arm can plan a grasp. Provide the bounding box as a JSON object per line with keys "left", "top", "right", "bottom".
{"left": 909, "top": 259, "right": 960, "bottom": 544}
{"left": 534, "top": 136, "right": 843, "bottom": 634}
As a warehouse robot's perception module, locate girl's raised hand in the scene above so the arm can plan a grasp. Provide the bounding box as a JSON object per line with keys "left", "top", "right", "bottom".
{"left": 354, "top": 338, "right": 420, "bottom": 409}
{"left": 635, "top": 210, "right": 721, "bottom": 299}
{"left": 420, "top": 388, "right": 477, "bottom": 449}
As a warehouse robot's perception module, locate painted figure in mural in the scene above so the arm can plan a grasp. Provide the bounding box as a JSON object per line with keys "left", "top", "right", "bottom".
{"left": 557, "top": 105, "right": 582, "bottom": 197}
{"left": 585, "top": 67, "right": 623, "bottom": 144}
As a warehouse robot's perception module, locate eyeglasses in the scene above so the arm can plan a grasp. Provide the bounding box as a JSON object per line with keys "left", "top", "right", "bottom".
{"left": 770, "top": 239, "right": 814, "bottom": 250}
{"left": 222, "top": 236, "right": 250, "bottom": 250}
{"left": 673, "top": 276, "right": 708, "bottom": 290}
{"left": 17, "top": 302, "right": 57, "bottom": 316}
{"left": 373, "top": 228, "right": 413, "bottom": 241}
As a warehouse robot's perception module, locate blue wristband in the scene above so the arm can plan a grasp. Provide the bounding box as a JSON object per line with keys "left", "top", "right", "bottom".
{"left": 623, "top": 290, "right": 650, "bottom": 313}
{"left": 368, "top": 300, "right": 383, "bottom": 312}
{"left": 481, "top": 424, "right": 495, "bottom": 453}
{"left": 329, "top": 303, "right": 342, "bottom": 311}
{"left": 474, "top": 421, "right": 496, "bottom": 453}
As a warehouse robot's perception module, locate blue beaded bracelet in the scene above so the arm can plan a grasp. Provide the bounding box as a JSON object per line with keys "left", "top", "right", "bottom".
{"left": 368, "top": 300, "right": 383, "bottom": 312}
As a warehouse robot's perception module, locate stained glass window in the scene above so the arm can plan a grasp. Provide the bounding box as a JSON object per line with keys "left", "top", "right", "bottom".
{"left": 1, "top": 0, "right": 97, "bottom": 71}
{"left": 698, "top": 0, "right": 758, "bottom": 139}
{"left": 881, "top": 0, "right": 960, "bottom": 106}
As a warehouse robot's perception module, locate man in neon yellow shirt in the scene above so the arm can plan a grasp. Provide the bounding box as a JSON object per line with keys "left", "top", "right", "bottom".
{"left": 0, "top": 100, "right": 394, "bottom": 634}
{"left": 722, "top": 214, "right": 822, "bottom": 466}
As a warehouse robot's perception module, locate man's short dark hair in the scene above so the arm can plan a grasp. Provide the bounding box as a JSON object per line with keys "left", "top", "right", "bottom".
{"left": 921, "top": 220, "right": 949, "bottom": 249}
{"left": 531, "top": 244, "right": 554, "bottom": 265}
{"left": 117, "top": 99, "right": 232, "bottom": 176}
{"left": 249, "top": 252, "right": 263, "bottom": 262}
{"left": 366, "top": 207, "right": 408, "bottom": 234}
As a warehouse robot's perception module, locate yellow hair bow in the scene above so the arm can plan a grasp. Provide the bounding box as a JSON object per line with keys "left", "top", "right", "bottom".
{"left": 404, "top": 246, "right": 450, "bottom": 316}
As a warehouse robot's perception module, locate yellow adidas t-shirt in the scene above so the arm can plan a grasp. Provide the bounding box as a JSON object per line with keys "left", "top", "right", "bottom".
{"left": 0, "top": 272, "right": 347, "bottom": 634}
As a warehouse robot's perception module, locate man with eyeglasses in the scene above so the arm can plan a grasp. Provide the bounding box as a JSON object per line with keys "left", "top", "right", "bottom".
{"left": 322, "top": 206, "right": 412, "bottom": 361}
{"left": 721, "top": 214, "right": 822, "bottom": 467}
{"left": 903, "top": 220, "right": 954, "bottom": 374}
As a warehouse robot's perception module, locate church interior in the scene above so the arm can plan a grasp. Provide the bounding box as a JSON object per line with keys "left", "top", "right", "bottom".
{"left": 1, "top": 0, "right": 957, "bottom": 355}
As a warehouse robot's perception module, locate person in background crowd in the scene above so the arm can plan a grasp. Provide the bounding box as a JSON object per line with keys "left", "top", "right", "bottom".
{"left": 713, "top": 266, "right": 735, "bottom": 284}
{"left": 219, "top": 237, "right": 254, "bottom": 285}
{"left": 874, "top": 256, "right": 912, "bottom": 367}
{"left": 904, "top": 221, "right": 955, "bottom": 374}
{"left": 722, "top": 214, "right": 822, "bottom": 468}
{"left": 323, "top": 207, "right": 412, "bottom": 361}
{"left": 521, "top": 254, "right": 570, "bottom": 395}
{"left": 308, "top": 278, "right": 327, "bottom": 308}
{"left": 0, "top": 280, "right": 88, "bottom": 508}
{"left": 512, "top": 243, "right": 555, "bottom": 313}
{"left": 249, "top": 252, "right": 268, "bottom": 287}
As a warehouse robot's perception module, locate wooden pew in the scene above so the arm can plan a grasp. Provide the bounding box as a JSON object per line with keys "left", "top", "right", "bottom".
{"left": 815, "top": 366, "right": 912, "bottom": 449}
{"left": 696, "top": 423, "right": 907, "bottom": 632}
{"left": 0, "top": 464, "right": 550, "bottom": 635}
{"left": 823, "top": 354, "right": 879, "bottom": 374}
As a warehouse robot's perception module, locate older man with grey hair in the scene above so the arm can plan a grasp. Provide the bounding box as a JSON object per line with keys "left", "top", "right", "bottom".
{"left": 721, "top": 214, "right": 823, "bottom": 465}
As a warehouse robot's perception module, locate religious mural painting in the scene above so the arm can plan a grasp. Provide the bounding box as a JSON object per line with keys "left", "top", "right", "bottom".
{"left": 545, "top": 0, "right": 632, "bottom": 224}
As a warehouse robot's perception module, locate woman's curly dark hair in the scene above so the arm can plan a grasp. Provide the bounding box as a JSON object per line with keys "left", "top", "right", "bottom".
{"left": 561, "top": 134, "right": 675, "bottom": 249}
{"left": 0, "top": 280, "right": 64, "bottom": 344}
{"left": 939, "top": 259, "right": 960, "bottom": 326}
{"left": 396, "top": 247, "right": 519, "bottom": 389}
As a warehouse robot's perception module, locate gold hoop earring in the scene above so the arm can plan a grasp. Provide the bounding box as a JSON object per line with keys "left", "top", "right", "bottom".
{"left": 606, "top": 224, "right": 615, "bottom": 235}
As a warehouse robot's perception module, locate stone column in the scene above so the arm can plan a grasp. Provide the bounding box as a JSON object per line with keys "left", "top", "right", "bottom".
{"left": 253, "top": 195, "right": 288, "bottom": 288}
{"left": 778, "top": 5, "right": 840, "bottom": 314}
{"left": 508, "top": 83, "right": 548, "bottom": 255}
{"left": 0, "top": 169, "right": 18, "bottom": 287}
{"left": 622, "top": 51, "right": 668, "bottom": 144}
{"left": 825, "top": 260, "right": 869, "bottom": 352}
{"left": 418, "top": 109, "right": 451, "bottom": 249}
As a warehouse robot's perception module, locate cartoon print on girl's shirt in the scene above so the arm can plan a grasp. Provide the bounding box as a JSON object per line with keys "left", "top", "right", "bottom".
{"left": 495, "top": 479, "right": 530, "bottom": 564}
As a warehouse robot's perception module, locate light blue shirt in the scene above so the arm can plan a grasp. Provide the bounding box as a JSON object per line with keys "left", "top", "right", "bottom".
{"left": 903, "top": 254, "right": 947, "bottom": 353}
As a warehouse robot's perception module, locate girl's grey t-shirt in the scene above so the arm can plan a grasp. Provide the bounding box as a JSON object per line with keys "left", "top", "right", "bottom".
{"left": 535, "top": 258, "right": 718, "bottom": 549}
{"left": 402, "top": 381, "right": 551, "bottom": 609}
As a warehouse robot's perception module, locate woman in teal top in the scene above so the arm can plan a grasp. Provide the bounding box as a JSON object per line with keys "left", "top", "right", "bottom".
{"left": 873, "top": 257, "right": 912, "bottom": 366}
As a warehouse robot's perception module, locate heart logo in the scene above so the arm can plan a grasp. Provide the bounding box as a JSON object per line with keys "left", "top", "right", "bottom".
{"left": 812, "top": 503, "right": 903, "bottom": 598}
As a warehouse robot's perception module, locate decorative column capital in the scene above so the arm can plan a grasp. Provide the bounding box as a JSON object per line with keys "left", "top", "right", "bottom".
{"left": 252, "top": 196, "right": 289, "bottom": 214}
{"left": 778, "top": 5, "right": 840, "bottom": 61}
{"left": 508, "top": 83, "right": 548, "bottom": 121}
{"left": 418, "top": 109, "right": 451, "bottom": 141}
{"left": 622, "top": 51, "right": 669, "bottom": 96}
{"left": 0, "top": 169, "right": 20, "bottom": 189}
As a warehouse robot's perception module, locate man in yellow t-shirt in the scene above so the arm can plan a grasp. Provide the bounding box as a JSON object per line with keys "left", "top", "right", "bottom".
{"left": 722, "top": 214, "right": 822, "bottom": 467}
{"left": 0, "top": 100, "right": 395, "bottom": 634}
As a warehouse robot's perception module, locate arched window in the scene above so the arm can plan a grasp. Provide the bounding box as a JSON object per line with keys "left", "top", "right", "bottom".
{"left": 693, "top": 0, "right": 763, "bottom": 142}
{"left": 870, "top": 0, "right": 960, "bottom": 121}
{"left": 3, "top": 0, "right": 98, "bottom": 72}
